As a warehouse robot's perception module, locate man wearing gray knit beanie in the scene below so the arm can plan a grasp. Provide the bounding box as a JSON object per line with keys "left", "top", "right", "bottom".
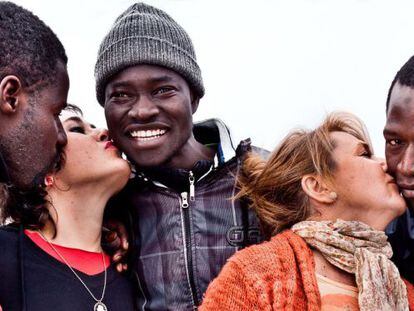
{"left": 95, "top": 3, "right": 264, "bottom": 310}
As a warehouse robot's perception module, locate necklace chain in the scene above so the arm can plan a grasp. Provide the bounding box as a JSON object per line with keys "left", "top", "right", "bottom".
{"left": 37, "top": 230, "right": 107, "bottom": 304}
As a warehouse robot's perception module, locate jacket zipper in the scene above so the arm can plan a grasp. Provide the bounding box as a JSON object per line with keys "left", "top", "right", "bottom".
{"left": 179, "top": 172, "right": 199, "bottom": 308}
{"left": 189, "top": 171, "right": 195, "bottom": 201}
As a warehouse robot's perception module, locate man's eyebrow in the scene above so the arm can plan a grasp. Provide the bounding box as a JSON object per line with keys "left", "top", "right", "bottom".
{"left": 109, "top": 76, "right": 174, "bottom": 88}
{"left": 383, "top": 128, "right": 399, "bottom": 136}
{"left": 108, "top": 81, "right": 132, "bottom": 89}
{"left": 148, "top": 75, "right": 173, "bottom": 84}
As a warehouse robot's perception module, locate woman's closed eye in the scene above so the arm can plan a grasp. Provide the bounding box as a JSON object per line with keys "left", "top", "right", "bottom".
{"left": 360, "top": 150, "right": 372, "bottom": 158}
{"left": 68, "top": 126, "right": 85, "bottom": 134}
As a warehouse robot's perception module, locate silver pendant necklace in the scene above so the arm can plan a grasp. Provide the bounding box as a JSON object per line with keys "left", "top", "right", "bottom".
{"left": 38, "top": 230, "right": 108, "bottom": 311}
{"left": 94, "top": 301, "right": 108, "bottom": 311}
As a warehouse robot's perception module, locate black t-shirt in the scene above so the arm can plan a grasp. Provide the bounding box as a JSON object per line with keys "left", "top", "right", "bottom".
{"left": 0, "top": 226, "right": 135, "bottom": 311}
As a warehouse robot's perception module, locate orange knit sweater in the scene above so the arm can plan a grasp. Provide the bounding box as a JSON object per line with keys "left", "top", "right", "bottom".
{"left": 200, "top": 230, "right": 414, "bottom": 310}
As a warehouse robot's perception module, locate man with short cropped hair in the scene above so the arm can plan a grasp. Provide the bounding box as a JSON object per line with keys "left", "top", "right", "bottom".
{"left": 95, "top": 3, "right": 263, "bottom": 309}
{"left": 0, "top": 2, "right": 70, "bottom": 309}
{"left": 0, "top": 1, "right": 69, "bottom": 191}
{"left": 385, "top": 55, "right": 414, "bottom": 284}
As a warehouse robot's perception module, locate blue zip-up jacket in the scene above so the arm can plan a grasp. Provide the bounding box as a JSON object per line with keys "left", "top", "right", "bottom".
{"left": 119, "top": 119, "right": 265, "bottom": 310}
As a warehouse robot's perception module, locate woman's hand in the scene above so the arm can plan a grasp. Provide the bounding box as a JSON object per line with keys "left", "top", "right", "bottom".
{"left": 102, "top": 220, "right": 129, "bottom": 272}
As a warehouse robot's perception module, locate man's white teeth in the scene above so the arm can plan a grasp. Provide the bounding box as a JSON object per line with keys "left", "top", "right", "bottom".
{"left": 130, "top": 129, "right": 166, "bottom": 140}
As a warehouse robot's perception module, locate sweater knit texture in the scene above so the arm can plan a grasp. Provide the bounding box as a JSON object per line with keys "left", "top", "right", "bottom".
{"left": 200, "top": 230, "right": 414, "bottom": 311}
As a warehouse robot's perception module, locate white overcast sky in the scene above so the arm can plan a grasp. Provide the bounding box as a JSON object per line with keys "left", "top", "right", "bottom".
{"left": 12, "top": 0, "right": 414, "bottom": 156}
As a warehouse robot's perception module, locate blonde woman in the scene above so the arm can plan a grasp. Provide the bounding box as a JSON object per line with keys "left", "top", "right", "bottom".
{"left": 201, "top": 112, "right": 414, "bottom": 311}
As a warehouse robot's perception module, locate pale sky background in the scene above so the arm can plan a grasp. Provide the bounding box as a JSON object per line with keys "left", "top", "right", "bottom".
{"left": 12, "top": 0, "right": 414, "bottom": 156}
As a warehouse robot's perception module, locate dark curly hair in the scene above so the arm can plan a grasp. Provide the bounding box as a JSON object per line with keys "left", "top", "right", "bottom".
{"left": 386, "top": 55, "right": 414, "bottom": 111}
{"left": 0, "top": 1, "right": 68, "bottom": 92}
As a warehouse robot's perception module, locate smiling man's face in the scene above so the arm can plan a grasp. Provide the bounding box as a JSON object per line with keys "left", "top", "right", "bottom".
{"left": 384, "top": 82, "right": 414, "bottom": 206}
{"left": 104, "top": 64, "right": 197, "bottom": 168}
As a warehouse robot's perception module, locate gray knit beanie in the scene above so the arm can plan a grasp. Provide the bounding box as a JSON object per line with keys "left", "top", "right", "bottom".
{"left": 95, "top": 2, "right": 204, "bottom": 106}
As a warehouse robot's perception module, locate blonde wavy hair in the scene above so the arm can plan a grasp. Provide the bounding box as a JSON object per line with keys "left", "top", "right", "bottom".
{"left": 238, "top": 112, "right": 372, "bottom": 238}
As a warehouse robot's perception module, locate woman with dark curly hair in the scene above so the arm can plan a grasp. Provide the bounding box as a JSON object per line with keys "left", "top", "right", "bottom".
{"left": 0, "top": 105, "right": 135, "bottom": 311}
{"left": 201, "top": 112, "right": 414, "bottom": 311}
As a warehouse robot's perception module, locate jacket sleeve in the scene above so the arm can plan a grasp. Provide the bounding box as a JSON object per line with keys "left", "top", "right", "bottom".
{"left": 199, "top": 259, "right": 261, "bottom": 311}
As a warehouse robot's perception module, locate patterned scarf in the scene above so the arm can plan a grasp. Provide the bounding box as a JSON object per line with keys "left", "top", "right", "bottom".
{"left": 291, "top": 219, "right": 408, "bottom": 311}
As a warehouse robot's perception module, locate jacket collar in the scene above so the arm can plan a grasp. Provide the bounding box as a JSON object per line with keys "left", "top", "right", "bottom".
{"left": 193, "top": 118, "right": 236, "bottom": 167}
{"left": 131, "top": 118, "right": 250, "bottom": 181}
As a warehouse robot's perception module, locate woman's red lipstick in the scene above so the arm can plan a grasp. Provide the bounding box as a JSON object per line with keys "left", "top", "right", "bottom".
{"left": 105, "top": 141, "right": 117, "bottom": 150}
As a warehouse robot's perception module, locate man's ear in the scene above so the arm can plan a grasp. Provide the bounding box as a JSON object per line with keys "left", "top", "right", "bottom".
{"left": 190, "top": 90, "right": 200, "bottom": 114}
{"left": 301, "top": 174, "right": 336, "bottom": 204}
{"left": 0, "top": 75, "right": 22, "bottom": 114}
